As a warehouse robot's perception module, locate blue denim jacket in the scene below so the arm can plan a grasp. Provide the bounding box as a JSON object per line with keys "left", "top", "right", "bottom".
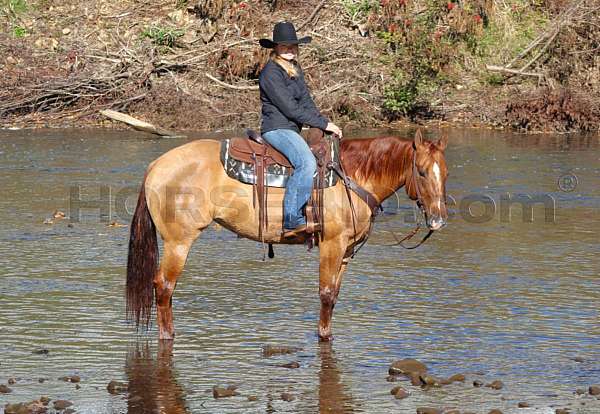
{"left": 259, "top": 60, "right": 328, "bottom": 134}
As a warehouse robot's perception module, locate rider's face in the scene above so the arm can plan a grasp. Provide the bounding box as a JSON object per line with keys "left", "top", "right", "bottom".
{"left": 274, "top": 44, "right": 298, "bottom": 61}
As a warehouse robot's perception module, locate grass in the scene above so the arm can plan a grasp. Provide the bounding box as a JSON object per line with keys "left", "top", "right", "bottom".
{"left": 340, "top": 0, "right": 378, "bottom": 21}
{"left": 141, "top": 25, "right": 184, "bottom": 48}
{"left": 13, "top": 25, "right": 26, "bottom": 37}
{"left": 1, "top": 0, "right": 27, "bottom": 14}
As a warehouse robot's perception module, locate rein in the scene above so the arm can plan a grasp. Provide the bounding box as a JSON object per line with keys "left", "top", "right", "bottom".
{"left": 389, "top": 146, "right": 434, "bottom": 249}
{"left": 328, "top": 156, "right": 382, "bottom": 258}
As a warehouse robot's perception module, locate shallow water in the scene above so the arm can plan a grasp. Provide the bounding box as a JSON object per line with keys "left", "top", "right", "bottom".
{"left": 0, "top": 128, "right": 599, "bottom": 414}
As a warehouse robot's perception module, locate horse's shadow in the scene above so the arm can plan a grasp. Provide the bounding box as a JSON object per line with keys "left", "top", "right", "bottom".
{"left": 124, "top": 341, "right": 357, "bottom": 413}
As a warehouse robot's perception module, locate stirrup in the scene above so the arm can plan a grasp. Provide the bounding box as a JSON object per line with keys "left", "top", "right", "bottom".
{"left": 282, "top": 224, "right": 308, "bottom": 238}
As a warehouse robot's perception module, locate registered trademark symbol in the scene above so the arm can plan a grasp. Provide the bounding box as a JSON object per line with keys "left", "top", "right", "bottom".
{"left": 558, "top": 173, "right": 578, "bottom": 192}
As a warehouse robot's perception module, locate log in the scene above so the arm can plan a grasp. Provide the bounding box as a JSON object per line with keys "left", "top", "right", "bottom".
{"left": 99, "top": 109, "right": 186, "bottom": 138}
{"left": 485, "top": 65, "right": 543, "bottom": 79}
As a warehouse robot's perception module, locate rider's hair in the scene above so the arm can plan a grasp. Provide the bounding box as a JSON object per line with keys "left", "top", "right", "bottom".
{"left": 271, "top": 49, "right": 299, "bottom": 78}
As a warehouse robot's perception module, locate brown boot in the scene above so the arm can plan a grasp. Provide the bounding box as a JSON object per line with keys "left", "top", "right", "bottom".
{"left": 282, "top": 224, "right": 307, "bottom": 238}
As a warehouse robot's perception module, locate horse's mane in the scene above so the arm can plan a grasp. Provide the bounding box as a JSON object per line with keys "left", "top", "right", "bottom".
{"left": 340, "top": 136, "right": 413, "bottom": 185}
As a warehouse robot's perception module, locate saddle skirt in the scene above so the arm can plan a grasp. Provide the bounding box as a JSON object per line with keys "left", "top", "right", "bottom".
{"left": 220, "top": 133, "right": 339, "bottom": 188}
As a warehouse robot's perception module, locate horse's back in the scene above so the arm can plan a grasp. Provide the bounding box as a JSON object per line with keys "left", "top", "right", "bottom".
{"left": 144, "top": 139, "right": 226, "bottom": 236}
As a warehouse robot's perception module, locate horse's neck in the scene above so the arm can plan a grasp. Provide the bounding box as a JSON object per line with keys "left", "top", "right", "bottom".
{"left": 344, "top": 138, "right": 414, "bottom": 203}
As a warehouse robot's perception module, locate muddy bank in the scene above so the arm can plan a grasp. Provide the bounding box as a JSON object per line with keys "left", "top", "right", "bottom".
{"left": 0, "top": 0, "right": 599, "bottom": 133}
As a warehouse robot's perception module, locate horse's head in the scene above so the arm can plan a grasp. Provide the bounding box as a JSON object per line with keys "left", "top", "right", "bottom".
{"left": 410, "top": 130, "right": 449, "bottom": 231}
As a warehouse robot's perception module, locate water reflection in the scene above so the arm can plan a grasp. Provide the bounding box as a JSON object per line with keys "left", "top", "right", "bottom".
{"left": 504, "top": 132, "right": 600, "bottom": 150}
{"left": 319, "top": 343, "right": 358, "bottom": 414}
{"left": 126, "top": 341, "right": 189, "bottom": 414}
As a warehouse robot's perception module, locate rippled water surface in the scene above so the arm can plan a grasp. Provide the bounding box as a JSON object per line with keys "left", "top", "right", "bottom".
{"left": 0, "top": 128, "right": 599, "bottom": 414}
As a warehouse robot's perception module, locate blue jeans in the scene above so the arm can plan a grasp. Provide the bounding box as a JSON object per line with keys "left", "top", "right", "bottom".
{"left": 263, "top": 129, "right": 317, "bottom": 229}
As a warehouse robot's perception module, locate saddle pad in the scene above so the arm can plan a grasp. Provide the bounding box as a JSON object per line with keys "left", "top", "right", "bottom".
{"left": 220, "top": 137, "right": 339, "bottom": 188}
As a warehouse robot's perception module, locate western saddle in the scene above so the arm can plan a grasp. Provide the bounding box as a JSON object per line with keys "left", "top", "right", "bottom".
{"left": 221, "top": 128, "right": 337, "bottom": 253}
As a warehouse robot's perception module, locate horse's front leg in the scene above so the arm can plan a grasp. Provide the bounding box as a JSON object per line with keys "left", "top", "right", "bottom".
{"left": 318, "top": 238, "right": 349, "bottom": 342}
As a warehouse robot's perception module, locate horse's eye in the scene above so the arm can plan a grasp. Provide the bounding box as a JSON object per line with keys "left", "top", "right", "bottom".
{"left": 419, "top": 170, "right": 427, "bottom": 178}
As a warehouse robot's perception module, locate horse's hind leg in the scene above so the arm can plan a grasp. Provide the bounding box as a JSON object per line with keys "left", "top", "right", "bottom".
{"left": 154, "top": 238, "right": 194, "bottom": 340}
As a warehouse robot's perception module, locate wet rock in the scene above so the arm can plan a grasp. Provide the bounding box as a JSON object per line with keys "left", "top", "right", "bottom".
{"left": 39, "top": 397, "right": 50, "bottom": 406}
{"left": 555, "top": 409, "right": 570, "bottom": 414}
{"left": 106, "top": 380, "right": 128, "bottom": 394}
{"left": 518, "top": 402, "right": 530, "bottom": 408}
{"left": 488, "top": 410, "right": 503, "bottom": 414}
{"left": 53, "top": 210, "right": 66, "bottom": 219}
{"left": 571, "top": 356, "right": 584, "bottom": 363}
{"left": 53, "top": 400, "right": 73, "bottom": 410}
{"left": 32, "top": 349, "right": 49, "bottom": 355}
{"left": 390, "top": 386, "right": 409, "bottom": 399}
{"left": 575, "top": 388, "right": 586, "bottom": 395}
{"left": 589, "top": 385, "right": 600, "bottom": 395}
{"left": 447, "top": 373, "right": 466, "bottom": 383}
{"left": 8, "top": 378, "right": 16, "bottom": 384}
{"left": 247, "top": 396, "right": 258, "bottom": 401}
{"left": 75, "top": 384, "right": 81, "bottom": 390}
{"left": 389, "top": 359, "right": 428, "bottom": 376}
{"left": 262, "top": 345, "right": 301, "bottom": 357}
{"left": 0, "top": 384, "right": 12, "bottom": 393}
{"left": 281, "top": 392, "right": 295, "bottom": 402}
{"left": 486, "top": 380, "right": 504, "bottom": 390}
{"left": 416, "top": 408, "right": 442, "bottom": 414}
{"left": 280, "top": 361, "right": 300, "bottom": 369}
{"left": 5, "top": 401, "right": 47, "bottom": 414}
{"left": 212, "top": 386, "right": 238, "bottom": 398}
{"left": 420, "top": 375, "right": 443, "bottom": 387}
{"left": 59, "top": 375, "right": 80, "bottom": 383}
{"left": 444, "top": 410, "right": 460, "bottom": 414}
{"left": 410, "top": 372, "right": 424, "bottom": 386}
{"left": 38, "top": 378, "right": 46, "bottom": 383}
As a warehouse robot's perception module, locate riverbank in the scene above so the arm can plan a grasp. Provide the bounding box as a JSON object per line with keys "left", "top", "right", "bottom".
{"left": 1, "top": 0, "right": 599, "bottom": 133}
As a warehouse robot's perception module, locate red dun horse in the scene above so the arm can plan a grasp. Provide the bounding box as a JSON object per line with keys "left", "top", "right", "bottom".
{"left": 126, "top": 130, "right": 448, "bottom": 341}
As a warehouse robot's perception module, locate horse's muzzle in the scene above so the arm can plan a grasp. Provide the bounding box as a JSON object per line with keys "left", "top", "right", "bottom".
{"left": 427, "top": 216, "right": 446, "bottom": 231}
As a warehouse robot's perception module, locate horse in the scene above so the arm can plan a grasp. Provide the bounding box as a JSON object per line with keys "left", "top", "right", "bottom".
{"left": 126, "top": 130, "right": 448, "bottom": 341}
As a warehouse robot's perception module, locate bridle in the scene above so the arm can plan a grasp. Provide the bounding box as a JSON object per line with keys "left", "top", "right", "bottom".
{"left": 389, "top": 146, "right": 434, "bottom": 249}
{"left": 329, "top": 137, "right": 438, "bottom": 257}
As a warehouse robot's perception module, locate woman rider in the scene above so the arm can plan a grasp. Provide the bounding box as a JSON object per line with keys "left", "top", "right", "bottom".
{"left": 259, "top": 21, "right": 343, "bottom": 238}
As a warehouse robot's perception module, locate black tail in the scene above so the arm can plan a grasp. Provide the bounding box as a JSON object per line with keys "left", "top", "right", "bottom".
{"left": 126, "top": 174, "right": 158, "bottom": 329}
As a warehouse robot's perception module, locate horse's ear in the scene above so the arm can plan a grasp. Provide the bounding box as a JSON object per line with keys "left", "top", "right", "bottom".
{"left": 437, "top": 131, "right": 448, "bottom": 151}
{"left": 413, "top": 129, "right": 424, "bottom": 150}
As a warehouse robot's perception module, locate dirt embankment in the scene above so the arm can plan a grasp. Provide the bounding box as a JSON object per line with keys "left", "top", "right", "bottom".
{"left": 0, "top": 0, "right": 598, "bottom": 133}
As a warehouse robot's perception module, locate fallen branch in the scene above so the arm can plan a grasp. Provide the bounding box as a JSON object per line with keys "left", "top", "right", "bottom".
{"left": 100, "top": 109, "right": 186, "bottom": 138}
{"left": 485, "top": 65, "right": 543, "bottom": 79}
{"left": 205, "top": 73, "right": 259, "bottom": 90}
{"left": 298, "top": 0, "right": 327, "bottom": 31}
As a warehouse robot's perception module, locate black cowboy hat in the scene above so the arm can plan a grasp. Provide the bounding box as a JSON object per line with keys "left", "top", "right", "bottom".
{"left": 259, "top": 21, "right": 311, "bottom": 49}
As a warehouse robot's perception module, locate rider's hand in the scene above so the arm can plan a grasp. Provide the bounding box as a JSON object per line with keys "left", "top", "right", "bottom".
{"left": 326, "top": 122, "right": 343, "bottom": 138}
